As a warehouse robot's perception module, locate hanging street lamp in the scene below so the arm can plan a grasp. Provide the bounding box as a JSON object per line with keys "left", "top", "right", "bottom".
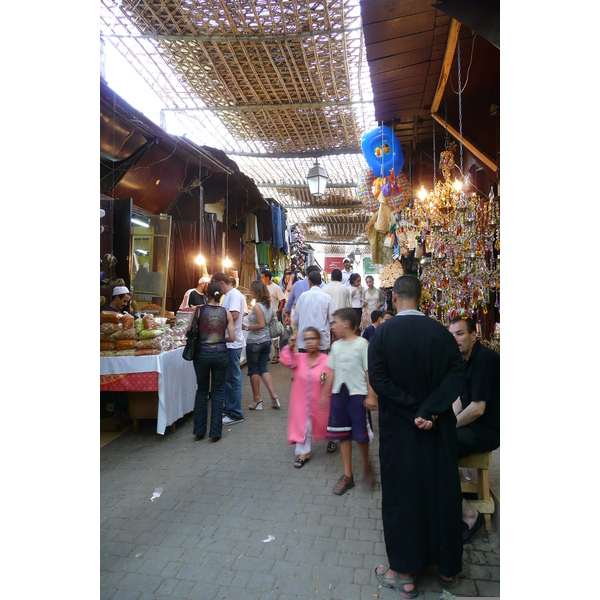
{"left": 306, "top": 159, "right": 328, "bottom": 198}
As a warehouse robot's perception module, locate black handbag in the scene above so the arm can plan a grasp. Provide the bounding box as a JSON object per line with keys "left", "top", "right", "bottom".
{"left": 182, "top": 306, "right": 202, "bottom": 361}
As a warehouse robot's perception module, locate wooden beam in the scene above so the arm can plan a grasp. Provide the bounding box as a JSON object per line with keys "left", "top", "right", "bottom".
{"left": 431, "top": 112, "right": 498, "bottom": 173}
{"left": 304, "top": 240, "right": 370, "bottom": 246}
{"left": 412, "top": 115, "right": 419, "bottom": 152}
{"left": 226, "top": 148, "right": 361, "bottom": 158}
{"left": 431, "top": 18, "right": 461, "bottom": 115}
{"left": 256, "top": 183, "right": 358, "bottom": 189}
{"left": 283, "top": 204, "right": 366, "bottom": 210}
{"left": 162, "top": 101, "right": 370, "bottom": 112}
{"left": 103, "top": 27, "right": 362, "bottom": 43}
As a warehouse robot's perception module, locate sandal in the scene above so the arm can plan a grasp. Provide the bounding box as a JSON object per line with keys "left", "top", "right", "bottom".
{"left": 294, "top": 454, "right": 311, "bottom": 469}
{"left": 332, "top": 474, "right": 355, "bottom": 496}
{"left": 271, "top": 396, "right": 281, "bottom": 409}
{"left": 327, "top": 442, "right": 338, "bottom": 454}
{"left": 271, "top": 357, "right": 279, "bottom": 364}
{"left": 249, "top": 398, "right": 263, "bottom": 410}
{"left": 438, "top": 574, "right": 460, "bottom": 589}
{"left": 374, "top": 566, "right": 418, "bottom": 598}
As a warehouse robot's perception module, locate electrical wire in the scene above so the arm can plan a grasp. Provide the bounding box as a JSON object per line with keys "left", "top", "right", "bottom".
{"left": 449, "top": 34, "right": 477, "bottom": 95}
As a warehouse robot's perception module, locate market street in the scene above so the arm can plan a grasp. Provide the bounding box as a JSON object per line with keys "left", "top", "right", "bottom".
{"left": 101, "top": 361, "right": 500, "bottom": 600}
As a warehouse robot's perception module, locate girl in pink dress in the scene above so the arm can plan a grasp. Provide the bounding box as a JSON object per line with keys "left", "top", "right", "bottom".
{"left": 280, "top": 326, "right": 332, "bottom": 468}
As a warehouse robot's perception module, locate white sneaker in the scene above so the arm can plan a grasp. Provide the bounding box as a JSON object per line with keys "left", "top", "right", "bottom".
{"left": 222, "top": 416, "right": 244, "bottom": 425}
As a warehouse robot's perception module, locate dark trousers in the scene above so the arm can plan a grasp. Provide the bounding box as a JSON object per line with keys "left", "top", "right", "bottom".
{"left": 457, "top": 424, "right": 500, "bottom": 458}
{"left": 193, "top": 351, "right": 228, "bottom": 438}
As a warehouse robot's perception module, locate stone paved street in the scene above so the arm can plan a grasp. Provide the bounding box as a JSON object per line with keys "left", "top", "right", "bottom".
{"left": 101, "top": 360, "right": 500, "bottom": 599}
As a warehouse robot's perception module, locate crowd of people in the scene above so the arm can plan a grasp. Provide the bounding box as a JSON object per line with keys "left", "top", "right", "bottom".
{"left": 181, "top": 263, "right": 500, "bottom": 598}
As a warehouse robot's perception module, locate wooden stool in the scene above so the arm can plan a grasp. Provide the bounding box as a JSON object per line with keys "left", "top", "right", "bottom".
{"left": 459, "top": 451, "right": 494, "bottom": 531}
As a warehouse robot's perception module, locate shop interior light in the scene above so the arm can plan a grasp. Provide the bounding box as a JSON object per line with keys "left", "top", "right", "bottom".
{"left": 223, "top": 256, "right": 232, "bottom": 269}
{"left": 195, "top": 254, "right": 205, "bottom": 265}
{"left": 453, "top": 178, "right": 463, "bottom": 192}
{"left": 418, "top": 186, "right": 427, "bottom": 201}
{"left": 131, "top": 217, "right": 150, "bottom": 228}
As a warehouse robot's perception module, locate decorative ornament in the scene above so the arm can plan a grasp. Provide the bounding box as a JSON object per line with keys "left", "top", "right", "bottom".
{"left": 361, "top": 124, "right": 404, "bottom": 178}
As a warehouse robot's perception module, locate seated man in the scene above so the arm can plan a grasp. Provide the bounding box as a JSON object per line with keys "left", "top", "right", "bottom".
{"left": 449, "top": 316, "right": 500, "bottom": 543}
{"left": 362, "top": 309, "right": 383, "bottom": 342}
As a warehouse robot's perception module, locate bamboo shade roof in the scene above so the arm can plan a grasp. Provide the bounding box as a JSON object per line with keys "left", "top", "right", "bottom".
{"left": 100, "top": 0, "right": 379, "bottom": 252}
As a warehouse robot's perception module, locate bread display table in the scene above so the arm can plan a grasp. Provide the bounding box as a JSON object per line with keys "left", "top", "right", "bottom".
{"left": 100, "top": 347, "right": 196, "bottom": 434}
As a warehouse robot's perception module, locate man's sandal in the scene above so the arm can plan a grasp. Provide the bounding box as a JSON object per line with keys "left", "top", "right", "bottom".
{"left": 374, "top": 566, "right": 418, "bottom": 598}
{"left": 271, "top": 357, "right": 279, "bottom": 364}
{"left": 294, "top": 454, "right": 311, "bottom": 469}
{"left": 438, "top": 574, "right": 460, "bottom": 589}
{"left": 249, "top": 398, "right": 263, "bottom": 410}
{"left": 327, "top": 442, "right": 338, "bottom": 454}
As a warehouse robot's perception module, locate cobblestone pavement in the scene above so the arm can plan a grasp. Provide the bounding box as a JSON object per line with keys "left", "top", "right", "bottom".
{"left": 101, "top": 360, "right": 500, "bottom": 599}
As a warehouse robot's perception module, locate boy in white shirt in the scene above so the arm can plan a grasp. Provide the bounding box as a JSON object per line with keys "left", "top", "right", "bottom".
{"left": 321, "top": 307, "right": 378, "bottom": 495}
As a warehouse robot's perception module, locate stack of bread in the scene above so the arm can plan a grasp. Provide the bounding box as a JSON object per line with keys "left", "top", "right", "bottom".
{"left": 379, "top": 261, "right": 405, "bottom": 288}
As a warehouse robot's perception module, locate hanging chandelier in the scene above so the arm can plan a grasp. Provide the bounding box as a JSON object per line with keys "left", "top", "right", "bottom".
{"left": 396, "top": 37, "right": 500, "bottom": 345}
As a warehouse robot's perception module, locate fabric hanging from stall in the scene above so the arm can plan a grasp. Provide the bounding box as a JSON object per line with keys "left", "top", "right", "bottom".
{"left": 229, "top": 229, "right": 242, "bottom": 263}
{"left": 281, "top": 209, "right": 290, "bottom": 255}
{"left": 256, "top": 242, "right": 271, "bottom": 268}
{"left": 240, "top": 242, "right": 258, "bottom": 289}
{"left": 203, "top": 213, "right": 219, "bottom": 274}
{"left": 255, "top": 209, "right": 271, "bottom": 244}
{"left": 242, "top": 214, "right": 259, "bottom": 244}
{"left": 270, "top": 202, "right": 284, "bottom": 249}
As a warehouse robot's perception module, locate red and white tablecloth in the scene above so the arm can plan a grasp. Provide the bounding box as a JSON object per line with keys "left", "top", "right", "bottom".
{"left": 100, "top": 347, "right": 196, "bottom": 434}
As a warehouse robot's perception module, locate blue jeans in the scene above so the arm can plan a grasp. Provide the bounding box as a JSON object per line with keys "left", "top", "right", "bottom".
{"left": 246, "top": 340, "right": 271, "bottom": 376}
{"left": 223, "top": 347, "right": 243, "bottom": 420}
{"left": 193, "top": 351, "right": 228, "bottom": 438}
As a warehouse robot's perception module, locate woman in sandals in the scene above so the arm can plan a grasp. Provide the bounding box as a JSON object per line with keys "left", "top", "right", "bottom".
{"left": 280, "top": 327, "right": 331, "bottom": 469}
{"left": 242, "top": 280, "right": 281, "bottom": 410}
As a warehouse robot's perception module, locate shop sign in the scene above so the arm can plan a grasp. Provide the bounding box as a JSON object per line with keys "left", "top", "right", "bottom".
{"left": 324, "top": 256, "right": 346, "bottom": 273}
{"left": 363, "top": 256, "right": 377, "bottom": 274}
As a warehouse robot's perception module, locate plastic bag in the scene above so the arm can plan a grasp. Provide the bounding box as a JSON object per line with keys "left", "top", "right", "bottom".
{"left": 142, "top": 314, "right": 157, "bottom": 331}
{"left": 139, "top": 329, "right": 164, "bottom": 340}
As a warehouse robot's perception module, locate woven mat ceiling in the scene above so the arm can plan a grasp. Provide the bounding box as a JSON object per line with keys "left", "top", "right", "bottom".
{"left": 100, "top": 0, "right": 379, "bottom": 251}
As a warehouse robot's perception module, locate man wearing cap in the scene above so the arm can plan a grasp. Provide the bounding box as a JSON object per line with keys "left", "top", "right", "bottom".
{"left": 189, "top": 277, "right": 210, "bottom": 307}
{"left": 341, "top": 259, "right": 354, "bottom": 288}
{"left": 106, "top": 286, "right": 134, "bottom": 314}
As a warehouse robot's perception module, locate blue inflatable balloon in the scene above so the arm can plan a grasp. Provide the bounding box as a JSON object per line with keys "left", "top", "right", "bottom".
{"left": 361, "top": 125, "right": 404, "bottom": 178}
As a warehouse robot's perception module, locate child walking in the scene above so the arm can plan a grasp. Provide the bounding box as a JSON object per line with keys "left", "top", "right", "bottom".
{"left": 280, "top": 327, "right": 331, "bottom": 469}
{"left": 321, "top": 307, "right": 378, "bottom": 495}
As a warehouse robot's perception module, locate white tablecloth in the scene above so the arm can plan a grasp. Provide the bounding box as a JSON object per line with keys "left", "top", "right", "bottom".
{"left": 100, "top": 347, "right": 197, "bottom": 435}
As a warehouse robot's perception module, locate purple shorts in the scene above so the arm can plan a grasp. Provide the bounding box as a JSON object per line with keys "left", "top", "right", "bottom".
{"left": 327, "top": 384, "right": 373, "bottom": 443}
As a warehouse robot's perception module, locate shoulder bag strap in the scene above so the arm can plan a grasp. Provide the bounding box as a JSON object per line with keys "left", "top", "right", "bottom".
{"left": 189, "top": 305, "right": 202, "bottom": 336}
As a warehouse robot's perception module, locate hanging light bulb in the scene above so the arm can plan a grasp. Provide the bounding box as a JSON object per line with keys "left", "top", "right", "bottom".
{"left": 453, "top": 178, "right": 462, "bottom": 192}
{"left": 223, "top": 256, "right": 232, "bottom": 269}
{"left": 418, "top": 186, "right": 427, "bottom": 201}
{"left": 195, "top": 254, "right": 205, "bottom": 266}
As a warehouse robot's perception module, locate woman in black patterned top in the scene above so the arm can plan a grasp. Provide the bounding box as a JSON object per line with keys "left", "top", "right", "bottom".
{"left": 188, "top": 281, "right": 235, "bottom": 442}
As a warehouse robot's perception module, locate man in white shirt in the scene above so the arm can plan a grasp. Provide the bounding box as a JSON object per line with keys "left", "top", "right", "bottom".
{"left": 341, "top": 258, "right": 354, "bottom": 288}
{"left": 212, "top": 272, "right": 246, "bottom": 425}
{"left": 293, "top": 270, "right": 336, "bottom": 352}
{"left": 322, "top": 268, "right": 352, "bottom": 310}
{"left": 261, "top": 270, "right": 286, "bottom": 363}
